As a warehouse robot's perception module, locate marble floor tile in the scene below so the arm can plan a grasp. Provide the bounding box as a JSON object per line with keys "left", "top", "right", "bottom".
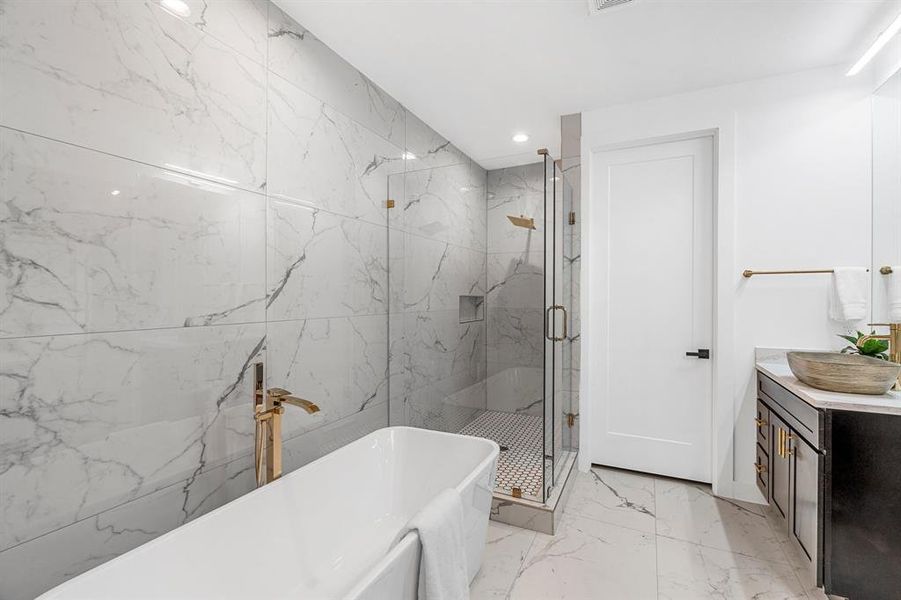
{"left": 565, "top": 466, "right": 657, "bottom": 534}
{"left": 475, "top": 470, "right": 833, "bottom": 600}
{"left": 655, "top": 478, "right": 787, "bottom": 562}
{"left": 656, "top": 536, "right": 807, "bottom": 599}
{"left": 507, "top": 513, "right": 657, "bottom": 599}
{"left": 761, "top": 506, "right": 827, "bottom": 600}
{"left": 470, "top": 522, "right": 536, "bottom": 600}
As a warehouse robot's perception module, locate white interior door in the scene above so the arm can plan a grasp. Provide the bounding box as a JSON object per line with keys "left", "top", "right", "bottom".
{"left": 591, "top": 136, "right": 713, "bottom": 483}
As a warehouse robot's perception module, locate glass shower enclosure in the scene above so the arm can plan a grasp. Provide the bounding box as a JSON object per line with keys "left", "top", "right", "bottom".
{"left": 387, "top": 150, "right": 577, "bottom": 505}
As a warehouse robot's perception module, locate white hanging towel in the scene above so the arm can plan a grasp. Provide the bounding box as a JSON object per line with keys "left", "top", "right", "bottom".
{"left": 397, "top": 488, "right": 470, "bottom": 600}
{"left": 887, "top": 266, "right": 901, "bottom": 321}
{"left": 829, "top": 267, "right": 869, "bottom": 322}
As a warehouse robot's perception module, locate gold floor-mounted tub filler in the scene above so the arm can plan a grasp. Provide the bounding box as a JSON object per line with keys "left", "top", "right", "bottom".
{"left": 253, "top": 362, "right": 320, "bottom": 486}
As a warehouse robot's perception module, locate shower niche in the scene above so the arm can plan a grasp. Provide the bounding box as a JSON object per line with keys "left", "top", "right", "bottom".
{"left": 458, "top": 295, "right": 485, "bottom": 323}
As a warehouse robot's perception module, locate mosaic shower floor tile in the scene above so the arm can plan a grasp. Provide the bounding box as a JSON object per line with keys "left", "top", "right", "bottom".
{"left": 459, "top": 411, "right": 544, "bottom": 501}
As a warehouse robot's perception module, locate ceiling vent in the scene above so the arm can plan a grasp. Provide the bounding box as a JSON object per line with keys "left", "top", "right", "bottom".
{"left": 587, "top": 0, "right": 635, "bottom": 15}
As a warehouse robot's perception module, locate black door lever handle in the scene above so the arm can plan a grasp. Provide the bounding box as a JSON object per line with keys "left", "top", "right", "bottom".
{"left": 686, "top": 349, "right": 710, "bottom": 359}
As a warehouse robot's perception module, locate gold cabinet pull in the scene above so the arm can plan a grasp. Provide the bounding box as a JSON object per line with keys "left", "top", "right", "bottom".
{"left": 777, "top": 428, "right": 785, "bottom": 458}
{"left": 785, "top": 432, "right": 794, "bottom": 457}
{"left": 755, "top": 417, "right": 767, "bottom": 428}
{"left": 754, "top": 462, "right": 767, "bottom": 474}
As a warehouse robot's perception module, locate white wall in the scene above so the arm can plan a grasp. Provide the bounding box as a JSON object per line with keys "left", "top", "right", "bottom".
{"left": 580, "top": 66, "right": 873, "bottom": 501}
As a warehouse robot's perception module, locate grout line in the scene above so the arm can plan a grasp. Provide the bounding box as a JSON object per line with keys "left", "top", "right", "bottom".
{"left": 0, "top": 125, "right": 267, "bottom": 197}
{"left": 1, "top": 125, "right": 394, "bottom": 233}
{"left": 388, "top": 221, "right": 488, "bottom": 254}
{"left": 0, "top": 318, "right": 268, "bottom": 342}
{"left": 0, "top": 449, "right": 251, "bottom": 555}
{"left": 653, "top": 531, "right": 795, "bottom": 566}
{"left": 1, "top": 312, "right": 391, "bottom": 343}
{"left": 0, "top": 401, "right": 385, "bottom": 555}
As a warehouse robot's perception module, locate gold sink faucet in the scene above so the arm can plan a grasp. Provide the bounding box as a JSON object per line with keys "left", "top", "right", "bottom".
{"left": 252, "top": 363, "right": 320, "bottom": 486}
{"left": 859, "top": 323, "right": 901, "bottom": 390}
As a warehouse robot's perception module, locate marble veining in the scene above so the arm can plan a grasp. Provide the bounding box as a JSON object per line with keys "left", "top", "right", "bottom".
{"left": 392, "top": 163, "right": 487, "bottom": 252}
{"left": 0, "top": 0, "right": 490, "bottom": 597}
{"left": 172, "top": 0, "right": 269, "bottom": 64}
{"left": 387, "top": 144, "right": 488, "bottom": 435}
{"left": 267, "top": 5, "right": 404, "bottom": 146}
{"left": 484, "top": 163, "right": 546, "bottom": 416}
{"left": 267, "top": 200, "right": 388, "bottom": 321}
{"left": 0, "top": 0, "right": 268, "bottom": 192}
{"left": 0, "top": 324, "right": 264, "bottom": 551}
{"left": 398, "top": 310, "right": 487, "bottom": 396}
{"left": 655, "top": 478, "right": 785, "bottom": 561}
{"left": 267, "top": 315, "right": 388, "bottom": 440}
{"left": 565, "top": 467, "right": 656, "bottom": 534}
{"left": 487, "top": 307, "right": 544, "bottom": 370}
{"left": 397, "top": 234, "right": 487, "bottom": 313}
{"left": 471, "top": 467, "right": 821, "bottom": 600}
{"left": 1, "top": 129, "right": 267, "bottom": 337}
{"left": 404, "top": 111, "right": 470, "bottom": 172}
{"left": 0, "top": 403, "right": 386, "bottom": 600}
{"left": 509, "top": 512, "right": 658, "bottom": 599}
{"left": 267, "top": 72, "right": 403, "bottom": 227}
{"left": 656, "top": 536, "right": 807, "bottom": 599}
{"left": 487, "top": 252, "right": 544, "bottom": 310}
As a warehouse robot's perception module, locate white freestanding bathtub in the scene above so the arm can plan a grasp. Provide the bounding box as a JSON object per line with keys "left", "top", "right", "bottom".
{"left": 38, "top": 427, "right": 499, "bottom": 600}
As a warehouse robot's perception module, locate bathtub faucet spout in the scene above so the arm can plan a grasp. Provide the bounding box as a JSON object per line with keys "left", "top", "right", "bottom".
{"left": 253, "top": 364, "right": 320, "bottom": 486}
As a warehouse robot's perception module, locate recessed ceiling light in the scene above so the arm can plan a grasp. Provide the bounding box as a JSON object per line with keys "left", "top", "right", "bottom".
{"left": 512, "top": 133, "right": 529, "bottom": 143}
{"left": 847, "top": 12, "right": 901, "bottom": 76}
{"left": 110, "top": 189, "right": 121, "bottom": 196}
{"left": 160, "top": 0, "right": 191, "bottom": 18}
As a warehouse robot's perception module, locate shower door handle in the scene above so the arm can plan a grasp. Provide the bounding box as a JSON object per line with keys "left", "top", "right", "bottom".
{"left": 545, "top": 305, "right": 568, "bottom": 341}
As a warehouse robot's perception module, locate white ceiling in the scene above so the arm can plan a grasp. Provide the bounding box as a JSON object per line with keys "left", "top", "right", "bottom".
{"left": 274, "top": 0, "right": 899, "bottom": 169}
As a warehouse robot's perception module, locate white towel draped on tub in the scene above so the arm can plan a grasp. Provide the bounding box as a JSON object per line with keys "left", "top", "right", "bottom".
{"left": 829, "top": 267, "right": 869, "bottom": 322}
{"left": 888, "top": 266, "right": 901, "bottom": 321}
{"left": 397, "top": 488, "right": 470, "bottom": 600}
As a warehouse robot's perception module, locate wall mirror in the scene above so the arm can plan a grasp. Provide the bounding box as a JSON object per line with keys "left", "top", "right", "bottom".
{"left": 872, "top": 68, "right": 901, "bottom": 323}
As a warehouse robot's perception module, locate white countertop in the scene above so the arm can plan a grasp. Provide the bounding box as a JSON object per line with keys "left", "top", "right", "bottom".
{"left": 756, "top": 359, "right": 901, "bottom": 416}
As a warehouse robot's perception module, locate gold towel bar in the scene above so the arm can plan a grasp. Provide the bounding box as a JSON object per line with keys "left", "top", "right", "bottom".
{"left": 742, "top": 268, "right": 871, "bottom": 278}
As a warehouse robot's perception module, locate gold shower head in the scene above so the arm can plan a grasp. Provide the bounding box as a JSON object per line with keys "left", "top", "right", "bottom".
{"left": 506, "top": 215, "right": 536, "bottom": 230}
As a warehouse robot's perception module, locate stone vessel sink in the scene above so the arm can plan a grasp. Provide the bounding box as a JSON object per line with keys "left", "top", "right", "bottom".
{"left": 787, "top": 352, "right": 901, "bottom": 395}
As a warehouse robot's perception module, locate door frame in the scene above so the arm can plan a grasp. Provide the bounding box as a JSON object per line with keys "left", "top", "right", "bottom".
{"left": 581, "top": 124, "right": 740, "bottom": 500}
{"left": 587, "top": 134, "right": 715, "bottom": 483}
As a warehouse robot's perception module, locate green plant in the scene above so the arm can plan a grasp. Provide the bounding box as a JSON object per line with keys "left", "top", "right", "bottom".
{"left": 838, "top": 331, "right": 890, "bottom": 360}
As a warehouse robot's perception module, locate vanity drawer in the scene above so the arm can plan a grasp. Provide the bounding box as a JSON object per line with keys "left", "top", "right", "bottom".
{"left": 755, "top": 400, "right": 770, "bottom": 448}
{"left": 758, "top": 374, "right": 822, "bottom": 450}
{"left": 755, "top": 442, "right": 769, "bottom": 500}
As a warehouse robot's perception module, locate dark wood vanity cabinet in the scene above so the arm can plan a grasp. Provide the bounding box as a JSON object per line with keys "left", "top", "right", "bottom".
{"left": 755, "top": 372, "right": 901, "bottom": 600}
{"left": 755, "top": 377, "right": 824, "bottom": 584}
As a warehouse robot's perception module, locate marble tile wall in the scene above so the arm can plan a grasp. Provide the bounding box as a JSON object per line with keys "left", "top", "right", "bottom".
{"left": 485, "top": 163, "right": 546, "bottom": 415}
{"left": 0, "top": 1, "right": 482, "bottom": 597}
{"left": 387, "top": 137, "right": 489, "bottom": 433}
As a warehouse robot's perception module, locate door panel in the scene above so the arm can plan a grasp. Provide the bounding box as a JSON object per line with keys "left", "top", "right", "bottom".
{"left": 791, "top": 433, "right": 819, "bottom": 563}
{"left": 755, "top": 442, "right": 770, "bottom": 501}
{"left": 590, "top": 136, "right": 713, "bottom": 482}
{"left": 770, "top": 413, "right": 791, "bottom": 520}
{"left": 756, "top": 400, "right": 769, "bottom": 448}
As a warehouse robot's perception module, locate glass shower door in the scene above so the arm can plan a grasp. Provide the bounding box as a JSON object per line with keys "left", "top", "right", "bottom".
{"left": 542, "top": 152, "right": 566, "bottom": 498}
